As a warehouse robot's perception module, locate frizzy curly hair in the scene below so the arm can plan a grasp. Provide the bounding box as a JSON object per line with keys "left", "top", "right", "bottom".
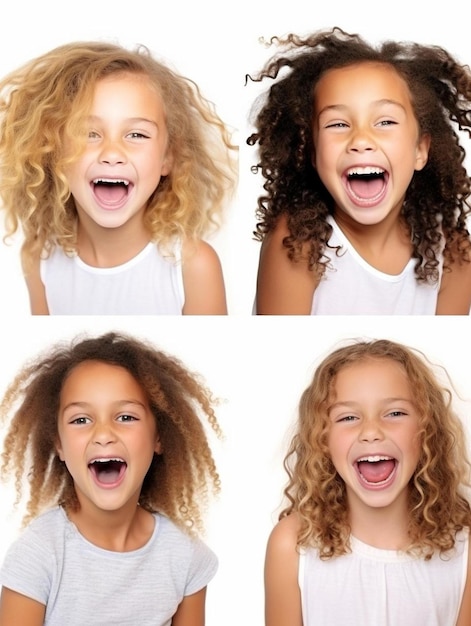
{"left": 280, "top": 339, "right": 471, "bottom": 559}
{"left": 0, "top": 331, "right": 221, "bottom": 535}
{"left": 247, "top": 27, "right": 471, "bottom": 282}
{"left": 0, "top": 41, "right": 236, "bottom": 267}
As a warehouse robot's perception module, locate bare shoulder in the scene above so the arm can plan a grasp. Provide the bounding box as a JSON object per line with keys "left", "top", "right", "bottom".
{"left": 181, "top": 239, "right": 227, "bottom": 315}
{"left": 436, "top": 255, "right": 471, "bottom": 315}
{"left": 256, "top": 215, "right": 317, "bottom": 315}
{"left": 456, "top": 532, "right": 471, "bottom": 626}
{"left": 265, "top": 514, "right": 303, "bottom": 626}
{"left": 0, "top": 587, "right": 46, "bottom": 626}
{"left": 20, "top": 249, "right": 49, "bottom": 315}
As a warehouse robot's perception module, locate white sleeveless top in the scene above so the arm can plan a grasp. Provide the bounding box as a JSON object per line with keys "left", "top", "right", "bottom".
{"left": 311, "top": 216, "right": 441, "bottom": 315}
{"left": 299, "top": 533, "right": 469, "bottom": 626}
{"left": 40, "top": 242, "right": 185, "bottom": 315}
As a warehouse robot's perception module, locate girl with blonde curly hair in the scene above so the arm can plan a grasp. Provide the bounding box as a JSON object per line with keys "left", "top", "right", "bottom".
{"left": 0, "top": 331, "right": 221, "bottom": 625}
{"left": 265, "top": 339, "right": 471, "bottom": 625}
{"left": 248, "top": 28, "right": 471, "bottom": 314}
{"left": 0, "top": 42, "right": 236, "bottom": 314}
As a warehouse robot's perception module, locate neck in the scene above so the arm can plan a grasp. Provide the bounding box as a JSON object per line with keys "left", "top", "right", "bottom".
{"left": 76, "top": 213, "right": 150, "bottom": 268}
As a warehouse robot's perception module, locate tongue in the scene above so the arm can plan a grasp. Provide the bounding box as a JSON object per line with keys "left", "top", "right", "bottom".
{"left": 92, "top": 462, "right": 123, "bottom": 484}
{"left": 94, "top": 183, "right": 127, "bottom": 205}
{"left": 358, "top": 460, "right": 395, "bottom": 483}
{"left": 349, "top": 176, "right": 384, "bottom": 200}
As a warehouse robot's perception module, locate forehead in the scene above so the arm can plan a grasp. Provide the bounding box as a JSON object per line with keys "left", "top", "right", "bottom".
{"left": 331, "top": 357, "right": 411, "bottom": 397}
{"left": 313, "top": 61, "right": 414, "bottom": 111}
{"left": 60, "top": 360, "right": 146, "bottom": 399}
{"left": 90, "top": 72, "right": 166, "bottom": 116}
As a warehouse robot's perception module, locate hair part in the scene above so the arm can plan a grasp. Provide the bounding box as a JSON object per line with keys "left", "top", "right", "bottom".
{"left": 0, "top": 331, "right": 221, "bottom": 535}
{"left": 247, "top": 28, "right": 471, "bottom": 282}
{"left": 0, "top": 42, "right": 237, "bottom": 265}
{"left": 280, "top": 338, "right": 471, "bottom": 559}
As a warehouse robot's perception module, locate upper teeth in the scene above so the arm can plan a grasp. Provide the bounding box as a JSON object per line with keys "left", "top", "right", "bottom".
{"left": 347, "top": 167, "right": 384, "bottom": 176}
{"left": 93, "top": 178, "right": 129, "bottom": 185}
{"left": 90, "top": 457, "right": 125, "bottom": 463}
{"left": 357, "top": 456, "right": 392, "bottom": 463}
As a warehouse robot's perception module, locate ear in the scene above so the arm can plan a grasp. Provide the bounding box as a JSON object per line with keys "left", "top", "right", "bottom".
{"left": 160, "top": 152, "right": 173, "bottom": 177}
{"left": 414, "top": 133, "right": 431, "bottom": 171}
{"left": 154, "top": 433, "right": 162, "bottom": 455}
{"left": 56, "top": 439, "right": 65, "bottom": 462}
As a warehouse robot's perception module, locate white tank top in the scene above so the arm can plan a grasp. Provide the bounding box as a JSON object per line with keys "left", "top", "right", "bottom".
{"left": 299, "top": 532, "right": 469, "bottom": 626}
{"left": 40, "top": 242, "right": 184, "bottom": 315}
{"left": 311, "top": 216, "right": 441, "bottom": 315}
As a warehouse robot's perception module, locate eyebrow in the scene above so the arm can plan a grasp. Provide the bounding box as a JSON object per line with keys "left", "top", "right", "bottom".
{"left": 61, "top": 399, "right": 148, "bottom": 413}
{"left": 317, "top": 99, "right": 407, "bottom": 117}
{"left": 87, "top": 115, "right": 159, "bottom": 128}
{"left": 328, "top": 397, "right": 414, "bottom": 413}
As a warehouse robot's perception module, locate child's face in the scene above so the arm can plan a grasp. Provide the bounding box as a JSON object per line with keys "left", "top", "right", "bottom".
{"left": 65, "top": 72, "right": 171, "bottom": 233}
{"left": 327, "top": 358, "right": 421, "bottom": 516}
{"left": 56, "top": 360, "right": 161, "bottom": 515}
{"left": 312, "top": 62, "right": 430, "bottom": 228}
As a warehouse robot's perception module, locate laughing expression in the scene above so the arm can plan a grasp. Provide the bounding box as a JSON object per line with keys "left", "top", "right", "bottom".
{"left": 65, "top": 72, "right": 171, "bottom": 233}
{"left": 327, "top": 358, "right": 421, "bottom": 515}
{"left": 56, "top": 360, "right": 161, "bottom": 515}
{"left": 312, "top": 62, "right": 430, "bottom": 228}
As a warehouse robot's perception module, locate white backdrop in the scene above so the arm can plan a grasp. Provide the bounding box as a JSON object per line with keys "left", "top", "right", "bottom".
{"left": 1, "top": 0, "right": 471, "bottom": 623}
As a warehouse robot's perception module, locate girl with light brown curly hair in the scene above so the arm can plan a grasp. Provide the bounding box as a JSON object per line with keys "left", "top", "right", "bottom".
{"left": 0, "top": 331, "right": 221, "bottom": 626}
{"left": 248, "top": 28, "right": 471, "bottom": 315}
{"left": 0, "top": 42, "right": 236, "bottom": 315}
{"left": 265, "top": 339, "right": 471, "bottom": 625}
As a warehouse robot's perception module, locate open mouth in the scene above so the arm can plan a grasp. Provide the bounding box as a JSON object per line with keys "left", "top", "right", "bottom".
{"left": 91, "top": 178, "right": 132, "bottom": 206}
{"left": 355, "top": 455, "right": 397, "bottom": 486}
{"left": 88, "top": 458, "right": 127, "bottom": 485}
{"left": 345, "top": 166, "right": 388, "bottom": 205}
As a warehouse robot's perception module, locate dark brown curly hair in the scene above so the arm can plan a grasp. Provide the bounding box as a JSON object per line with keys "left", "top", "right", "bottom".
{"left": 247, "top": 28, "right": 471, "bottom": 282}
{"left": 0, "top": 332, "right": 221, "bottom": 535}
{"left": 281, "top": 339, "right": 471, "bottom": 559}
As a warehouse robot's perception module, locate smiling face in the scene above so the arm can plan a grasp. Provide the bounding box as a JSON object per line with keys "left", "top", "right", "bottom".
{"left": 327, "top": 358, "right": 421, "bottom": 516}
{"left": 65, "top": 72, "right": 171, "bottom": 234}
{"left": 56, "top": 360, "right": 161, "bottom": 515}
{"left": 312, "top": 62, "right": 430, "bottom": 228}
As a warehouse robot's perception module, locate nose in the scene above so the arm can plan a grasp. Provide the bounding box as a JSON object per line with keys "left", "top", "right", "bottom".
{"left": 92, "top": 421, "right": 117, "bottom": 446}
{"left": 347, "top": 126, "right": 376, "bottom": 153}
{"left": 358, "top": 417, "right": 384, "bottom": 443}
{"left": 98, "top": 138, "right": 127, "bottom": 165}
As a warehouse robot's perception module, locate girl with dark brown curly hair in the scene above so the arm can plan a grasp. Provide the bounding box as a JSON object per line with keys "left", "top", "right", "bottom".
{"left": 248, "top": 28, "right": 471, "bottom": 315}
{"left": 265, "top": 339, "right": 471, "bottom": 625}
{"left": 0, "top": 332, "right": 221, "bottom": 626}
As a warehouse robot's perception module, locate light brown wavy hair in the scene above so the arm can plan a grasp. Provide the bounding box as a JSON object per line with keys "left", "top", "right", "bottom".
{"left": 281, "top": 339, "right": 471, "bottom": 559}
{"left": 0, "top": 332, "right": 221, "bottom": 535}
{"left": 0, "top": 41, "right": 237, "bottom": 267}
{"left": 247, "top": 27, "right": 471, "bottom": 282}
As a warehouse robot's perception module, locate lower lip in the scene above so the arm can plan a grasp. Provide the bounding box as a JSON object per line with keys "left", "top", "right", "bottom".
{"left": 355, "top": 462, "right": 398, "bottom": 491}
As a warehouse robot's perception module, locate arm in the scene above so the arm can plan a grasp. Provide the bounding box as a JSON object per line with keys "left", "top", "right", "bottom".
{"left": 265, "top": 515, "right": 303, "bottom": 626}
{"left": 171, "top": 588, "right": 206, "bottom": 626}
{"left": 436, "top": 255, "right": 471, "bottom": 315}
{"left": 181, "top": 240, "right": 227, "bottom": 315}
{"left": 256, "top": 215, "right": 317, "bottom": 315}
{"left": 21, "top": 251, "right": 49, "bottom": 315}
{"left": 456, "top": 537, "right": 471, "bottom": 626}
{"left": 0, "top": 588, "right": 45, "bottom": 626}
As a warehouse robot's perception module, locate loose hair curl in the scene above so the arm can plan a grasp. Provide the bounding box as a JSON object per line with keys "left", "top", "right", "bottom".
{"left": 247, "top": 28, "right": 471, "bottom": 282}
{"left": 281, "top": 339, "right": 471, "bottom": 559}
{"left": 0, "top": 332, "right": 221, "bottom": 535}
{"left": 0, "top": 42, "right": 237, "bottom": 266}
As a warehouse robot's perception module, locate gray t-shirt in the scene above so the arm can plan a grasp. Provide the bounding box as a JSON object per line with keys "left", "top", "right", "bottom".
{"left": 0, "top": 507, "right": 217, "bottom": 625}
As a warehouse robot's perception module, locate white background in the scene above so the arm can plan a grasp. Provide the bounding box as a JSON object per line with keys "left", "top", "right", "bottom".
{"left": 1, "top": 0, "right": 471, "bottom": 624}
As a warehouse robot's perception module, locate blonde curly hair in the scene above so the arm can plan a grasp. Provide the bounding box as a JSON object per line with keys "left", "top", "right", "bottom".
{"left": 0, "top": 332, "right": 221, "bottom": 535}
{"left": 0, "top": 41, "right": 237, "bottom": 266}
{"left": 281, "top": 339, "right": 471, "bottom": 559}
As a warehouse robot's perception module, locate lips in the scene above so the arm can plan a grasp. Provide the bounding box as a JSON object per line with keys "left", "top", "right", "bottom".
{"left": 91, "top": 178, "right": 134, "bottom": 209}
{"left": 355, "top": 455, "right": 397, "bottom": 488}
{"left": 88, "top": 457, "right": 127, "bottom": 487}
{"left": 343, "top": 165, "right": 389, "bottom": 207}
